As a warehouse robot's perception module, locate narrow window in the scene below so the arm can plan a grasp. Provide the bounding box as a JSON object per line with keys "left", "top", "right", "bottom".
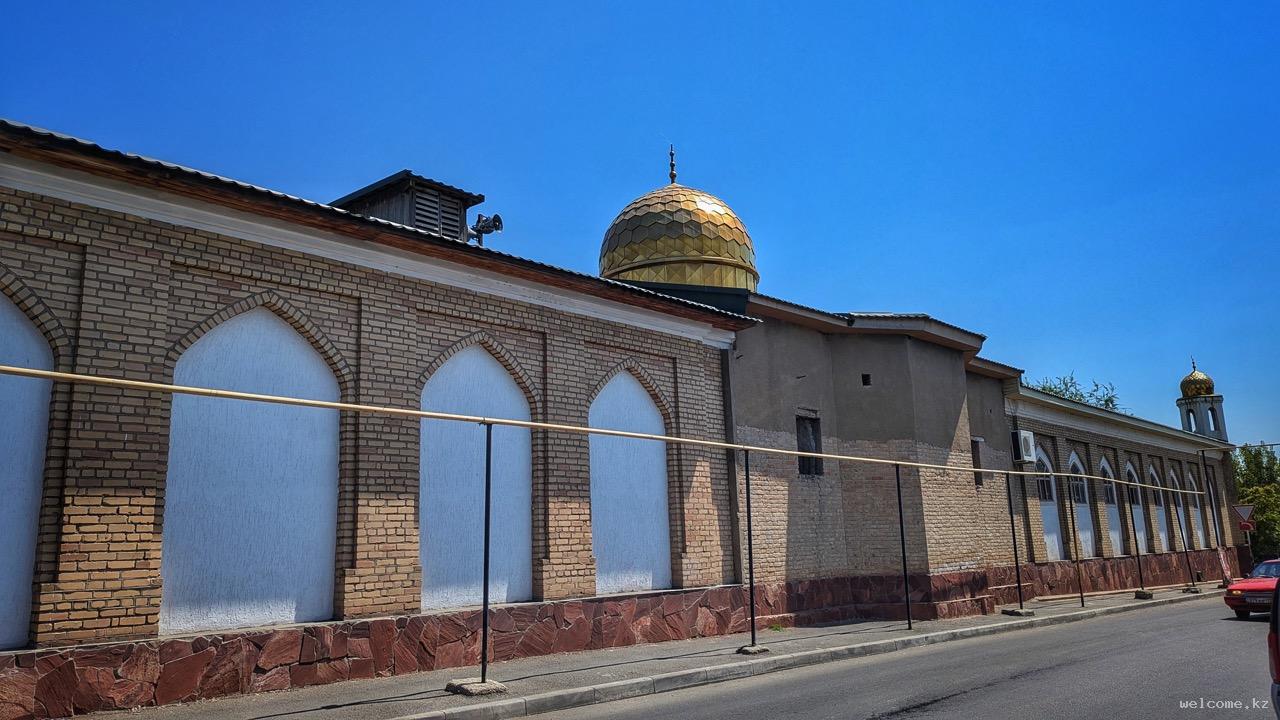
{"left": 1187, "top": 410, "right": 1198, "bottom": 432}
{"left": 1035, "top": 459, "right": 1054, "bottom": 501}
{"left": 971, "top": 438, "right": 985, "bottom": 487}
{"left": 1207, "top": 466, "right": 1224, "bottom": 544}
{"left": 796, "top": 415, "right": 823, "bottom": 476}
{"left": 861, "top": 373, "right": 872, "bottom": 386}
{"left": 1104, "top": 482, "right": 1117, "bottom": 506}
{"left": 1070, "top": 478, "right": 1087, "bottom": 503}
{"left": 1208, "top": 408, "right": 1219, "bottom": 432}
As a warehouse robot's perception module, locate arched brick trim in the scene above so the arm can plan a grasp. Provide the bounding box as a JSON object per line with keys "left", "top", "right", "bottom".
{"left": 417, "top": 331, "right": 542, "bottom": 603}
{"left": 418, "top": 331, "right": 543, "bottom": 420}
{"left": 1028, "top": 444, "right": 1058, "bottom": 563}
{"left": 587, "top": 358, "right": 675, "bottom": 432}
{"left": 0, "top": 264, "right": 72, "bottom": 371}
{"left": 162, "top": 289, "right": 358, "bottom": 615}
{"left": 165, "top": 290, "right": 355, "bottom": 399}
{"left": 586, "top": 358, "right": 686, "bottom": 582}
{"left": 1, "top": 262, "right": 76, "bottom": 589}
{"left": 0, "top": 265, "right": 77, "bottom": 645}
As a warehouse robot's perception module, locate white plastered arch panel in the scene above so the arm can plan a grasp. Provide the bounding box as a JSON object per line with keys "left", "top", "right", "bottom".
{"left": 1125, "top": 463, "right": 1149, "bottom": 554}
{"left": 589, "top": 371, "right": 672, "bottom": 594}
{"left": 0, "top": 292, "right": 53, "bottom": 649}
{"left": 1099, "top": 457, "right": 1125, "bottom": 556}
{"left": 1066, "top": 452, "right": 1096, "bottom": 558}
{"left": 1149, "top": 466, "right": 1170, "bottom": 552}
{"left": 420, "top": 344, "right": 533, "bottom": 610}
{"left": 160, "top": 308, "right": 340, "bottom": 634}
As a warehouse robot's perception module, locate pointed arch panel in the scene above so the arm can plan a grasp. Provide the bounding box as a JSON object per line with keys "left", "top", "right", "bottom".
{"left": 160, "top": 307, "right": 340, "bottom": 634}
{"left": 0, "top": 292, "right": 53, "bottom": 648}
{"left": 420, "top": 344, "right": 533, "bottom": 609}
{"left": 589, "top": 371, "right": 672, "bottom": 594}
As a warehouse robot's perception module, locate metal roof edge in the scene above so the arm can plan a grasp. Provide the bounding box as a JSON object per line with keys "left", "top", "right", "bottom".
{"left": 1011, "top": 385, "right": 1233, "bottom": 450}
{"left": 0, "top": 118, "right": 753, "bottom": 331}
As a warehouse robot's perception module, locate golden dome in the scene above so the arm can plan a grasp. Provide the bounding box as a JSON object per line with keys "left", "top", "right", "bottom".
{"left": 1180, "top": 360, "right": 1215, "bottom": 398}
{"left": 600, "top": 182, "right": 758, "bottom": 291}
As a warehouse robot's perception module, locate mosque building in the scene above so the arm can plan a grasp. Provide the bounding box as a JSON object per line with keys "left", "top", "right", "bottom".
{"left": 0, "top": 120, "right": 1241, "bottom": 716}
{"left": 598, "top": 150, "right": 1240, "bottom": 616}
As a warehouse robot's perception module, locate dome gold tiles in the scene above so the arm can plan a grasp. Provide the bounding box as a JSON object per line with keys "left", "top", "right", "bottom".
{"left": 600, "top": 184, "right": 758, "bottom": 291}
{"left": 1180, "top": 361, "right": 1215, "bottom": 398}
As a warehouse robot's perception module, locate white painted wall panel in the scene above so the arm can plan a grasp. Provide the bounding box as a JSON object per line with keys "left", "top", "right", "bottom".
{"left": 421, "top": 346, "right": 532, "bottom": 609}
{"left": 0, "top": 295, "right": 52, "bottom": 649}
{"left": 1131, "top": 502, "right": 1148, "bottom": 553}
{"left": 1106, "top": 499, "right": 1123, "bottom": 556}
{"left": 589, "top": 373, "right": 671, "bottom": 594}
{"left": 160, "top": 308, "right": 339, "bottom": 635}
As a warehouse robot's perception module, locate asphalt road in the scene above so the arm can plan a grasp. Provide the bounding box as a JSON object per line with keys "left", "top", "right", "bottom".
{"left": 554, "top": 598, "right": 1274, "bottom": 720}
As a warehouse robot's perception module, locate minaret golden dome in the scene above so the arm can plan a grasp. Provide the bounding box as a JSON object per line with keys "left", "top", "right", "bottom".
{"left": 599, "top": 147, "right": 758, "bottom": 291}
{"left": 1180, "top": 359, "right": 1215, "bottom": 398}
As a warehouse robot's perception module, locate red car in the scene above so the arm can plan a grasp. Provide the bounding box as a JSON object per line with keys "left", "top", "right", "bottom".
{"left": 1226, "top": 560, "right": 1280, "bottom": 619}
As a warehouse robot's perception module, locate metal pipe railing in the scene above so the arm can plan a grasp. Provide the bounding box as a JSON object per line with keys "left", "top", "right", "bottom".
{"left": 1003, "top": 471, "right": 1025, "bottom": 610}
{"left": 0, "top": 362, "right": 1230, "bottom": 680}
{"left": 742, "top": 450, "right": 758, "bottom": 650}
{"left": 0, "top": 364, "right": 1211, "bottom": 495}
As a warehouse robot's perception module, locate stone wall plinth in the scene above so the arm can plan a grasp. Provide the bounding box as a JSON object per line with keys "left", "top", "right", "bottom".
{"left": 0, "top": 548, "right": 1243, "bottom": 718}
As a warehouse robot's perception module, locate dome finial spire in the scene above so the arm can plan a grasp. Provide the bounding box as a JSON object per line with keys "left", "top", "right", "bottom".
{"left": 668, "top": 144, "right": 677, "bottom": 185}
{"left": 1191, "top": 355, "right": 1197, "bottom": 371}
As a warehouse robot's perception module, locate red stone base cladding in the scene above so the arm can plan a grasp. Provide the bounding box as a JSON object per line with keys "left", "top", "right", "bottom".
{"left": 2, "top": 585, "right": 749, "bottom": 719}
{"left": 0, "top": 552, "right": 1240, "bottom": 719}
{"left": 984, "top": 548, "right": 1240, "bottom": 606}
{"left": 0, "top": 574, "right": 995, "bottom": 719}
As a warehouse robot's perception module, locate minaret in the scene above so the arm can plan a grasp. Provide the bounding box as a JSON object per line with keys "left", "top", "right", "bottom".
{"left": 1176, "top": 359, "right": 1228, "bottom": 441}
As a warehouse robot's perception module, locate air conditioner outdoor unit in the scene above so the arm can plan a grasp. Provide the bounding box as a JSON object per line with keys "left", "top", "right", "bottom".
{"left": 1011, "top": 430, "right": 1036, "bottom": 463}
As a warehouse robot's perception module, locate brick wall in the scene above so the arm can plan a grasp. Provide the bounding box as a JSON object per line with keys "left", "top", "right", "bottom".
{"left": 0, "top": 183, "right": 732, "bottom": 647}
{"left": 732, "top": 426, "right": 999, "bottom": 581}
{"left": 731, "top": 401, "right": 1237, "bottom": 608}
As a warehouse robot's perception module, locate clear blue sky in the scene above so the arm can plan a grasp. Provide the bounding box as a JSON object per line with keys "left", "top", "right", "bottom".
{"left": 3, "top": 2, "right": 1276, "bottom": 444}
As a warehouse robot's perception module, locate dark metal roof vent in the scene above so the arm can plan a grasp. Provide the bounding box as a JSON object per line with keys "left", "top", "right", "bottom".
{"left": 332, "top": 170, "right": 485, "bottom": 243}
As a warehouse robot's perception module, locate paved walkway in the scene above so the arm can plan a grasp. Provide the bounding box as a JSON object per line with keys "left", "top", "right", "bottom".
{"left": 102, "top": 586, "right": 1223, "bottom": 720}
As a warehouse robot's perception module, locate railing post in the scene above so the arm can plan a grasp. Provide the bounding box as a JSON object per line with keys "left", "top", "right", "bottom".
{"left": 1004, "top": 471, "right": 1025, "bottom": 610}
{"left": 1064, "top": 475, "right": 1086, "bottom": 608}
{"left": 481, "top": 422, "right": 493, "bottom": 683}
{"left": 737, "top": 449, "right": 766, "bottom": 654}
{"left": 1130, "top": 480, "right": 1154, "bottom": 600}
{"left": 1133, "top": 500, "right": 1147, "bottom": 590}
{"left": 1175, "top": 488, "right": 1200, "bottom": 593}
{"left": 446, "top": 421, "right": 505, "bottom": 696}
{"left": 1200, "top": 449, "right": 1219, "bottom": 550}
{"left": 894, "top": 463, "right": 913, "bottom": 630}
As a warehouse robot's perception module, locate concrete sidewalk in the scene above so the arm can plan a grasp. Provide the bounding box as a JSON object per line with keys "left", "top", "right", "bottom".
{"left": 105, "top": 587, "right": 1224, "bottom": 720}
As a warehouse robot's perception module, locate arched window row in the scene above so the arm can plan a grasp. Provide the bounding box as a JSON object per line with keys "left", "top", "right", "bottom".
{"left": 1027, "top": 445, "right": 1227, "bottom": 566}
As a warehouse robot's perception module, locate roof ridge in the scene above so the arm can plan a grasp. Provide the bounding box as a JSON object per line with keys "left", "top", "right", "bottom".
{"left": 0, "top": 117, "right": 755, "bottom": 327}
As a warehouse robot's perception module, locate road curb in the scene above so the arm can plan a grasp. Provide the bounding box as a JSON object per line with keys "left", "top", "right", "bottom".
{"left": 396, "top": 589, "right": 1222, "bottom": 720}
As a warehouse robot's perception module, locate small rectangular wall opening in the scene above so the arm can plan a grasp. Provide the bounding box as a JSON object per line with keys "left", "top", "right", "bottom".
{"left": 796, "top": 415, "right": 823, "bottom": 476}
{"left": 970, "top": 437, "right": 985, "bottom": 487}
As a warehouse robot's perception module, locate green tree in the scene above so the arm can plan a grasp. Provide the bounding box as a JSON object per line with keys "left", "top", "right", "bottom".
{"left": 1027, "top": 372, "right": 1123, "bottom": 412}
{"left": 1235, "top": 444, "right": 1280, "bottom": 560}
